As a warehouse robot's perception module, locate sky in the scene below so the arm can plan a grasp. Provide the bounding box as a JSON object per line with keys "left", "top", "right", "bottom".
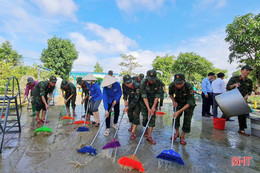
{"left": 0, "top": 0, "right": 259, "bottom": 78}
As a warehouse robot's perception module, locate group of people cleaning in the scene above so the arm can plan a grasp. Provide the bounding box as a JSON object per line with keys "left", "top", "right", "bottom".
{"left": 23, "top": 69, "right": 197, "bottom": 145}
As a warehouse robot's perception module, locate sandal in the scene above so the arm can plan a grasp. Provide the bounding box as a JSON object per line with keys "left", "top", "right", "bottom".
{"left": 130, "top": 133, "right": 136, "bottom": 140}
{"left": 146, "top": 136, "right": 156, "bottom": 145}
{"left": 104, "top": 129, "right": 110, "bottom": 136}
{"left": 113, "top": 124, "right": 118, "bottom": 130}
{"left": 36, "top": 118, "right": 42, "bottom": 124}
{"left": 238, "top": 130, "right": 250, "bottom": 136}
{"left": 95, "top": 123, "right": 100, "bottom": 127}
{"left": 170, "top": 133, "right": 179, "bottom": 141}
{"left": 180, "top": 137, "right": 187, "bottom": 145}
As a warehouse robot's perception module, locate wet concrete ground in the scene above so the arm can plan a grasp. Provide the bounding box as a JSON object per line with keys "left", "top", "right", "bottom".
{"left": 0, "top": 94, "right": 260, "bottom": 173}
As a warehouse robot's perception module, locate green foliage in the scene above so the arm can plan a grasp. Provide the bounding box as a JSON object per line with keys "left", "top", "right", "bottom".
{"left": 0, "top": 41, "right": 23, "bottom": 66}
{"left": 119, "top": 54, "right": 142, "bottom": 76}
{"left": 232, "top": 70, "right": 241, "bottom": 77}
{"left": 40, "top": 36, "right": 78, "bottom": 80}
{"left": 225, "top": 12, "right": 260, "bottom": 84}
{"left": 212, "top": 68, "right": 228, "bottom": 79}
{"left": 94, "top": 62, "right": 103, "bottom": 72}
{"left": 96, "top": 77, "right": 103, "bottom": 85}
{"left": 173, "top": 52, "right": 227, "bottom": 83}
{"left": 152, "top": 54, "right": 175, "bottom": 85}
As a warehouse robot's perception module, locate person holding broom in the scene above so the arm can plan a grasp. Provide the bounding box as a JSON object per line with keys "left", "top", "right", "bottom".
{"left": 32, "top": 76, "right": 56, "bottom": 124}
{"left": 140, "top": 69, "right": 163, "bottom": 145}
{"left": 22, "top": 77, "right": 38, "bottom": 116}
{"left": 84, "top": 73, "right": 102, "bottom": 127}
{"left": 76, "top": 77, "right": 90, "bottom": 120}
{"left": 168, "top": 73, "right": 196, "bottom": 145}
{"left": 101, "top": 75, "right": 122, "bottom": 136}
{"left": 122, "top": 74, "right": 142, "bottom": 140}
{"left": 61, "top": 80, "right": 77, "bottom": 117}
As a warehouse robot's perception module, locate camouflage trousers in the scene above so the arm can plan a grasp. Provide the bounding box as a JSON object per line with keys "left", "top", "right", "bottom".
{"left": 65, "top": 93, "right": 76, "bottom": 110}
{"left": 174, "top": 105, "right": 196, "bottom": 133}
{"left": 141, "top": 101, "right": 157, "bottom": 127}
{"left": 32, "top": 96, "right": 47, "bottom": 111}
{"left": 128, "top": 104, "right": 141, "bottom": 125}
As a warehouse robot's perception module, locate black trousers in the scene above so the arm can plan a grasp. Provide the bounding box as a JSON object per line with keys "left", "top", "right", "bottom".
{"left": 106, "top": 102, "right": 120, "bottom": 128}
{"left": 201, "top": 92, "right": 212, "bottom": 116}
{"left": 238, "top": 114, "right": 247, "bottom": 131}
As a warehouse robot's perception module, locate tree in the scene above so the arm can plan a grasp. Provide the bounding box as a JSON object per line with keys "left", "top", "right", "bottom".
{"left": 40, "top": 36, "right": 78, "bottom": 79}
{"left": 94, "top": 62, "right": 103, "bottom": 73}
{"left": 119, "top": 54, "right": 142, "bottom": 76}
{"left": 173, "top": 52, "right": 214, "bottom": 82}
{"left": 0, "top": 41, "right": 23, "bottom": 66}
{"left": 225, "top": 13, "right": 260, "bottom": 88}
{"left": 152, "top": 54, "right": 175, "bottom": 85}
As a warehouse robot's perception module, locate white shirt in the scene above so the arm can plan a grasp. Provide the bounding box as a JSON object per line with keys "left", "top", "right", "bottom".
{"left": 211, "top": 78, "right": 226, "bottom": 94}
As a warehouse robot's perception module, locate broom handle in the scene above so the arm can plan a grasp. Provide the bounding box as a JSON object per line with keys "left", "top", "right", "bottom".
{"left": 90, "top": 106, "right": 113, "bottom": 146}
{"left": 83, "top": 97, "right": 90, "bottom": 127}
{"left": 43, "top": 101, "right": 50, "bottom": 126}
{"left": 113, "top": 112, "right": 125, "bottom": 138}
{"left": 171, "top": 107, "right": 176, "bottom": 149}
{"left": 133, "top": 114, "right": 153, "bottom": 155}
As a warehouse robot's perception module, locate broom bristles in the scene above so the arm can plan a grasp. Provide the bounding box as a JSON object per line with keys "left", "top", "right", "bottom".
{"left": 77, "top": 127, "right": 89, "bottom": 132}
{"left": 156, "top": 149, "right": 184, "bottom": 165}
{"left": 77, "top": 146, "right": 97, "bottom": 156}
{"left": 102, "top": 138, "right": 121, "bottom": 149}
{"left": 61, "top": 116, "right": 75, "bottom": 120}
{"left": 118, "top": 156, "right": 145, "bottom": 172}
{"left": 73, "top": 120, "right": 89, "bottom": 124}
{"left": 34, "top": 126, "right": 52, "bottom": 133}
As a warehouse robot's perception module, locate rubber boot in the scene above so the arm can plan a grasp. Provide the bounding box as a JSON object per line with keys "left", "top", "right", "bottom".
{"left": 30, "top": 104, "right": 36, "bottom": 116}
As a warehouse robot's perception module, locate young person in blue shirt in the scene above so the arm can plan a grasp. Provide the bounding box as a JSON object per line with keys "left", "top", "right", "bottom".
{"left": 84, "top": 73, "right": 103, "bottom": 127}
{"left": 101, "top": 75, "right": 122, "bottom": 136}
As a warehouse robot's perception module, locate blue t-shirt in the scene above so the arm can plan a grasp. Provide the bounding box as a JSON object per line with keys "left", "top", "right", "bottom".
{"left": 102, "top": 82, "right": 122, "bottom": 111}
{"left": 86, "top": 82, "right": 103, "bottom": 101}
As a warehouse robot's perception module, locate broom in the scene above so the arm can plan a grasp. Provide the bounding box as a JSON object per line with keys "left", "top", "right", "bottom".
{"left": 118, "top": 114, "right": 153, "bottom": 172}
{"left": 77, "top": 118, "right": 106, "bottom": 156}
{"left": 77, "top": 98, "right": 90, "bottom": 132}
{"left": 34, "top": 106, "right": 52, "bottom": 134}
{"left": 61, "top": 98, "right": 75, "bottom": 120}
{"left": 102, "top": 112, "right": 125, "bottom": 149}
{"left": 74, "top": 98, "right": 89, "bottom": 125}
{"left": 156, "top": 107, "right": 184, "bottom": 165}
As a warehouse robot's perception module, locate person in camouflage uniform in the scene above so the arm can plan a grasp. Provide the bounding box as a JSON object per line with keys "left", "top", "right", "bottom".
{"left": 159, "top": 82, "right": 166, "bottom": 111}
{"left": 60, "top": 80, "right": 77, "bottom": 117}
{"left": 169, "top": 73, "right": 196, "bottom": 145}
{"left": 123, "top": 74, "right": 142, "bottom": 140}
{"left": 226, "top": 65, "right": 253, "bottom": 136}
{"left": 140, "top": 69, "right": 163, "bottom": 145}
{"left": 76, "top": 77, "right": 90, "bottom": 120}
{"left": 32, "top": 76, "right": 57, "bottom": 124}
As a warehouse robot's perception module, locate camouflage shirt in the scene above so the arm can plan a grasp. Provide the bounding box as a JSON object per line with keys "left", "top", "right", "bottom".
{"left": 122, "top": 81, "right": 142, "bottom": 109}
{"left": 61, "top": 82, "right": 77, "bottom": 96}
{"left": 140, "top": 78, "right": 163, "bottom": 100}
{"left": 226, "top": 75, "right": 253, "bottom": 97}
{"left": 168, "top": 81, "right": 195, "bottom": 107}
{"left": 81, "top": 83, "right": 89, "bottom": 96}
{"left": 32, "top": 81, "right": 55, "bottom": 97}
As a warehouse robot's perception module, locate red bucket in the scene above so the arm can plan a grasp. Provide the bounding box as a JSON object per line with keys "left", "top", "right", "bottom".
{"left": 213, "top": 117, "right": 226, "bottom": 130}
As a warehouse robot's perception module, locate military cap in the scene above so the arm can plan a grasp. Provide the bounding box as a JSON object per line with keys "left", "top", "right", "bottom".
{"left": 61, "top": 80, "right": 68, "bottom": 88}
{"left": 49, "top": 76, "right": 57, "bottom": 83}
{"left": 174, "top": 73, "right": 185, "bottom": 84}
{"left": 146, "top": 69, "right": 157, "bottom": 80}
{"left": 241, "top": 65, "right": 253, "bottom": 71}
{"left": 76, "top": 77, "right": 83, "bottom": 85}
{"left": 123, "top": 74, "right": 132, "bottom": 84}
{"left": 139, "top": 73, "right": 144, "bottom": 80}
{"left": 27, "top": 77, "right": 34, "bottom": 84}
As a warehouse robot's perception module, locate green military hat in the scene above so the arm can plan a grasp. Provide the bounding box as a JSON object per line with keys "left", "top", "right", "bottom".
{"left": 146, "top": 69, "right": 157, "bottom": 80}
{"left": 61, "top": 80, "right": 69, "bottom": 89}
{"left": 174, "top": 73, "right": 185, "bottom": 84}
{"left": 76, "top": 77, "right": 83, "bottom": 85}
{"left": 139, "top": 73, "right": 144, "bottom": 80}
{"left": 123, "top": 74, "right": 132, "bottom": 84}
{"left": 27, "top": 77, "right": 34, "bottom": 84}
{"left": 49, "top": 76, "right": 57, "bottom": 83}
{"left": 241, "top": 65, "right": 253, "bottom": 71}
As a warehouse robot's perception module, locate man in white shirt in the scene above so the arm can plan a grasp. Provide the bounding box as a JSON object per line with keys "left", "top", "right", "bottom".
{"left": 211, "top": 73, "right": 225, "bottom": 117}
